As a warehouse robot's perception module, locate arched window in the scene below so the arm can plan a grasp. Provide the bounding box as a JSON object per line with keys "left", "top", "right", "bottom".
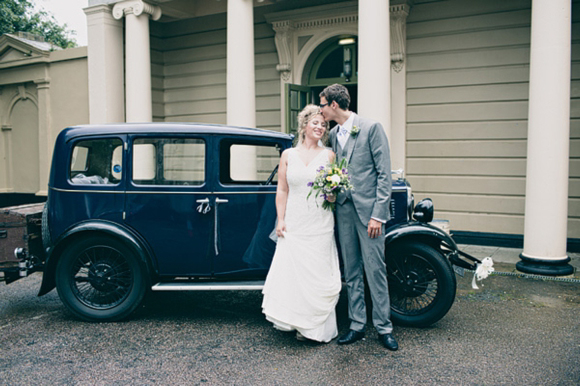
{"left": 308, "top": 37, "right": 357, "bottom": 86}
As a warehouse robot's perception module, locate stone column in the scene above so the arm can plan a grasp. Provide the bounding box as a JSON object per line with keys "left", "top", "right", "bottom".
{"left": 358, "top": 0, "right": 391, "bottom": 140}
{"left": 84, "top": 4, "right": 125, "bottom": 124}
{"left": 518, "top": 0, "right": 573, "bottom": 276}
{"left": 227, "top": 0, "right": 256, "bottom": 179}
{"left": 113, "top": 0, "right": 161, "bottom": 123}
{"left": 35, "top": 79, "right": 51, "bottom": 196}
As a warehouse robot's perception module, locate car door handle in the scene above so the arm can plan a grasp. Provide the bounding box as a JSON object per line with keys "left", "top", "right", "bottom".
{"left": 196, "top": 198, "right": 211, "bottom": 214}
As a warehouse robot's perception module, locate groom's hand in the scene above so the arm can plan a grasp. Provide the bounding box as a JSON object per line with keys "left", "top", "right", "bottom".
{"left": 368, "top": 219, "right": 383, "bottom": 239}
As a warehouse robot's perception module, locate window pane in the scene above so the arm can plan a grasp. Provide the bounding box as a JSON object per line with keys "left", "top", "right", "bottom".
{"left": 290, "top": 111, "right": 298, "bottom": 135}
{"left": 221, "top": 142, "right": 280, "bottom": 184}
{"left": 70, "top": 147, "right": 88, "bottom": 172}
{"left": 70, "top": 138, "right": 123, "bottom": 185}
{"left": 133, "top": 138, "right": 205, "bottom": 186}
{"left": 290, "top": 90, "right": 299, "bottom": 109}
{"left": 164, "top": 141, "right": 205, "bottom": 183}
{"left": 316, "top": 47, "right": 343, "bottom": 79}
{"left": 133, "top": 144, "right": 156, "bottom": 180}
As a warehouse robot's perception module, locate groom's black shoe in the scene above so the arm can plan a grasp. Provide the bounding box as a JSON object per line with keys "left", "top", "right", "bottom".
{"left": 379, "top": 333, "right": 399, "bottom": 351}
{"left": 337, "top": 330, "right": 365, "bottom": 345}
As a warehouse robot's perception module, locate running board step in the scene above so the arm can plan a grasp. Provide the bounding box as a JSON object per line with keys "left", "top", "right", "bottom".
{"left": 151, "top": 281, "right": 265, "bottom": 291}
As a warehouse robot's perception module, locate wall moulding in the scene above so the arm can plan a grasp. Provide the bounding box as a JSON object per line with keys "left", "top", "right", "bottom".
{"left": 266, "top": 1, "right": 413, "bottom": 82}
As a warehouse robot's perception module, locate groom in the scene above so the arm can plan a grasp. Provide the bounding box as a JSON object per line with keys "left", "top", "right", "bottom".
{"left": 320, "top": 84, "right": 398, "bottom": 351}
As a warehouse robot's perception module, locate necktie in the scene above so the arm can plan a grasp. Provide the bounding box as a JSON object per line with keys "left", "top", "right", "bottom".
{"left": 338, "top": 126, "right": 348, "bottom": 149}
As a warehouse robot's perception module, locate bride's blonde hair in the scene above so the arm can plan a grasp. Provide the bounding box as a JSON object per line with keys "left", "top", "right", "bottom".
{"left": 296, "top": 104, "right": 327, "bottom": 146}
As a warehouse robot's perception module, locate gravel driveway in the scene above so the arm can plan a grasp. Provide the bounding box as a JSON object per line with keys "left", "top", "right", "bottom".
{"left": 1, "top": 272, "right": 579, "bottom": 385}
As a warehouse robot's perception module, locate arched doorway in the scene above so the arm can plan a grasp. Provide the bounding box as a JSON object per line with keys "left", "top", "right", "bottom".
{"left": 286, "top": 36, "right": 358, "bottom": 134}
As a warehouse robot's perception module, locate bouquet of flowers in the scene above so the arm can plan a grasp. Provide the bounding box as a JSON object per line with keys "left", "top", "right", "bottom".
{"left": 307, "top": 158, "right": 353, "bottom": 211}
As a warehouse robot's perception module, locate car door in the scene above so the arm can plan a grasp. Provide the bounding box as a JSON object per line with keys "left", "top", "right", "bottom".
{"left": 211, "top": 136, "right": 283, "bottom": 278}
{"left": 124, "top": 135, "right": 214, "bottom": 276}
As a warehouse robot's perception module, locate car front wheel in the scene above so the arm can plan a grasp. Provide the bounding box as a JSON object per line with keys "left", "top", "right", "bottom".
{"left": 385, "top": 241, "right": 456, "bottom": 327}
{"left": 56, "top": 236, "right": 148, "bottom": 322}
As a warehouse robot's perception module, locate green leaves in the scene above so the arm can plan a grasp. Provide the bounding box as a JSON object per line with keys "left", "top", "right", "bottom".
{"left": 0, "top": 0, "right": 77, "bottom": 49}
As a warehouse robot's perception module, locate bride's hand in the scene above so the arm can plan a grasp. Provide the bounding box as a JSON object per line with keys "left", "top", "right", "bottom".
{"left": 326, "top": 194, "right": 336, "bottom": 203}
{"left": 276, "top": 220, "right": 287, "bottom": 237}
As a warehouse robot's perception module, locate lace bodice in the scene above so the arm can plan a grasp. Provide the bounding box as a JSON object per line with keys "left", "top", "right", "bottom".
{"left": 284, "top": 147, "right": 334, "bottom": 235}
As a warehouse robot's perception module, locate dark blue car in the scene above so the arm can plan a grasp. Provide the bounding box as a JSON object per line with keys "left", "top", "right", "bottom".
{"left": 7, "top": 123, "right": 482, "bottom": 326}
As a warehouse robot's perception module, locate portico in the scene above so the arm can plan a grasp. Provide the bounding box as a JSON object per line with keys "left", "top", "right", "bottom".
{"left": 80, "top": 0, "right": 576, "bottom": 271}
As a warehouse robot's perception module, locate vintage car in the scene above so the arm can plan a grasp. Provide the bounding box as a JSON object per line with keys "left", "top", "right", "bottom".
{"left": 0, "top": 123, "right": 482, "bottom": 326}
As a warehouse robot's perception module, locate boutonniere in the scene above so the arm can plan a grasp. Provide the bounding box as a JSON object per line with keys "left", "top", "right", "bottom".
{"left": 350, "top": 125, "right": 360, "bottom": 137}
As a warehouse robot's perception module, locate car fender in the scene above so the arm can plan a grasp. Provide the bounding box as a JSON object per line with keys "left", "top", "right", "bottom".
{"left": 38, "top": 220, "right": 156, "bottom": 296}
{"left": 385, "top": 221, "right": 458, "bottom": 254}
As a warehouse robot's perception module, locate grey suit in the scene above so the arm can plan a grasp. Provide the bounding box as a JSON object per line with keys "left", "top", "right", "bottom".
{"left": 330, "top": 114, "right": 393, "bottom": 334}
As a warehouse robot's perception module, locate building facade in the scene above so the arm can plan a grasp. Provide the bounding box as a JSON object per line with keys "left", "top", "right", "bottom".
{"left": 0, "top": 0, "right": 578, "bottom": 272}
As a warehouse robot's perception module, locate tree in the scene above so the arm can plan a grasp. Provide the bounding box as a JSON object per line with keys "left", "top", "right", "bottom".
{"left": 0, "top": 0, "right": 77, "bottom": 49}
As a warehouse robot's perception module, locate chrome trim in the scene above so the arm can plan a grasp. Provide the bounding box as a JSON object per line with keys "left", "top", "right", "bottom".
{"left": 127, "top": 190, "right": 275, "bottom": 195}
{"left": 128, "top": 190, "right": 211, "bottom": 195}
{"left": 51, "top": 187, "right": 276, "bottom": 195}
{"left": 151, "top": 281, "right": 265, "bottom": 291}
{"left": 51, "top": 187, "right": 124, "bottom": 194}
{"left": 214, "top": 199, "right": 220, "bottom": 255}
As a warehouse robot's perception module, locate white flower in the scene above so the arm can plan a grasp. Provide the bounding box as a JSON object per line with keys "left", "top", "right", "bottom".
{"left": 330, "top": 174, "right": 341, "bottom": 184}
{"left": 471, "top": 257, "right": 494, "bottom": 289}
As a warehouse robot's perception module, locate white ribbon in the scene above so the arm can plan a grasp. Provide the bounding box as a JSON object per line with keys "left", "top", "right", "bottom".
{"left": 471, "top": 257, "right": 495, "bottom": 289}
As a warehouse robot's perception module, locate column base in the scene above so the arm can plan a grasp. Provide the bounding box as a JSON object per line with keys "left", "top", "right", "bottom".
{"left": 516, "top": 254, "right": 574, "bottom": 276}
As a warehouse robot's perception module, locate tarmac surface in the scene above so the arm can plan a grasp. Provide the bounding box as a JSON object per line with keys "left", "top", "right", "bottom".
{"left": 1, "top": 246, "right": 579, "bottom": 385}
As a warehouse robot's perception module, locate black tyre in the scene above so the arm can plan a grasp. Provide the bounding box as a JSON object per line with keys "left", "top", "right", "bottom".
{"left": 386, "top": 241, "right": 456, "bottom": 327}
{"left": 56, "top": 236, "right": 148, "bottom": 322}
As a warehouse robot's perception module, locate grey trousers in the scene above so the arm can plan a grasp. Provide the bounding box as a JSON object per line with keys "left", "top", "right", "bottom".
{"left": 336, "top": 199, "right": 393, "bottom": 334}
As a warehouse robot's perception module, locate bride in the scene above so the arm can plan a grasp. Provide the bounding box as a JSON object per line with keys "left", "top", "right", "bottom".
{"left": 262, "top": 104, "right": 342, "bottom": 343}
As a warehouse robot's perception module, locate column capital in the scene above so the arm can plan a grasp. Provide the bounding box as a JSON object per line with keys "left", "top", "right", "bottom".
{"left": 112, "top": 0, "right": 162, "bottom": 21}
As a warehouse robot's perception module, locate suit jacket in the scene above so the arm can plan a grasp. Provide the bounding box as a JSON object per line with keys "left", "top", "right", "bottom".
{"left": 329, "top": 114, "right": 392, "bottom": 226}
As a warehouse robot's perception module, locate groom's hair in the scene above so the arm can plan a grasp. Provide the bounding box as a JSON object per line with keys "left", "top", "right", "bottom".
{"left": 320, "top": 84, "right": 350, "bottom": 110}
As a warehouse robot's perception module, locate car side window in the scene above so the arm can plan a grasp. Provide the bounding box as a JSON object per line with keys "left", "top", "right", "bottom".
{"left": 132, "top": 138, "right": 205, "bottom": 186}
{"left": 219, "top": 140, "right": 280, "bottom": 185}
{"left": 70, "top": 138, "right": 123, "bottom": 185}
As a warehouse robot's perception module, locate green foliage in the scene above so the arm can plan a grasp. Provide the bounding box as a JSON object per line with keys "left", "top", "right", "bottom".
{"left": 0, "top": 0, "right": 77, "bottom": 49}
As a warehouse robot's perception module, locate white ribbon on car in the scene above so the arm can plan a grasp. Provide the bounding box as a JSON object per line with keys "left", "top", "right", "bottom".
{"left": 471, "top": 257, "right": 495, "bottom": 289}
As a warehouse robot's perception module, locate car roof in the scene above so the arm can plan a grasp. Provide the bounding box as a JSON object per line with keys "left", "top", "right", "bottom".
{"left": 61, "top": 122, "right": 294, "bottom": 141}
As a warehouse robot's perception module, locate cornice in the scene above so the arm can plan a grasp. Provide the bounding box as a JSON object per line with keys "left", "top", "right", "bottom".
{"left": 83, "top": 4, "right": 114, "bottom": 16}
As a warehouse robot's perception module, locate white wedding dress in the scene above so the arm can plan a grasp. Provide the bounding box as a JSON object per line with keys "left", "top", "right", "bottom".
{"left": 262, "top": 147, "right": 341, "bottom": 342}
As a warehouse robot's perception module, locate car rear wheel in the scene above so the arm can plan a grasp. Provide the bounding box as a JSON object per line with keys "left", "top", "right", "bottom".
{"left": 385, "top": 241, "right": 456, "bottom": 327}
{"left": 56, "top": 236, "right": 147, "bottom": 322}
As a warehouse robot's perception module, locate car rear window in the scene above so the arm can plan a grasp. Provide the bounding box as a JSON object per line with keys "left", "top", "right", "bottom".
{"left": 70, "top": 138, "right": 123, "bottom": 185}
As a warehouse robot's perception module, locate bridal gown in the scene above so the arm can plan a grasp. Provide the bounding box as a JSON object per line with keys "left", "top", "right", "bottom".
{"left": 262, "top": 147, "right": 341, "bottom": 342}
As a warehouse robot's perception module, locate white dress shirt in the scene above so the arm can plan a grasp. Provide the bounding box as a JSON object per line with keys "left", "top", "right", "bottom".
{"left": 336, "top": 112, "right": 356, "bottom": 149}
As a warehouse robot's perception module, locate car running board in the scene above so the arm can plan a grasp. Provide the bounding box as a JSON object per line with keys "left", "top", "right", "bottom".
{"left": 151, "top": 280, "right": 265, "bottom": 291}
